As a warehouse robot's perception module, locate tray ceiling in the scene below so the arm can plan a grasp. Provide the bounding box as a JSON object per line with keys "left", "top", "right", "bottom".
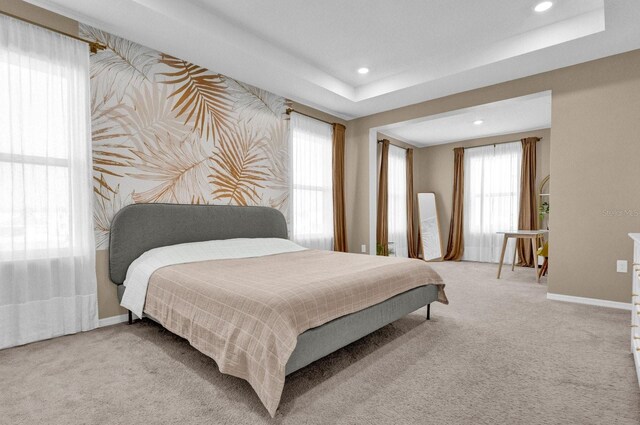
{"left": 25, "top": 0, "right": 640, "bottom": 119}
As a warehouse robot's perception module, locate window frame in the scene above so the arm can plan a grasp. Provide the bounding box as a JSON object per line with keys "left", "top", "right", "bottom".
{"left": 289, "top": 115, "right": 335, "bottom": 249}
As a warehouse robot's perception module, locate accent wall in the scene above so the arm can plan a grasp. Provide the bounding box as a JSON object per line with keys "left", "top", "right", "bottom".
{"left": 80, "top": 24, "right": 291, "bottom": 250}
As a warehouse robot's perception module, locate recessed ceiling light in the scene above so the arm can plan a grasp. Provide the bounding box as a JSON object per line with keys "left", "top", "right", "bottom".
{"left": 534, "top": 1, "right": 553, "bottom": 13}
{"left": 473, "top": 120, "right": 484, "bottom": 125}
{"left": 357, "top": 67, "right": 369, "bottom": 75}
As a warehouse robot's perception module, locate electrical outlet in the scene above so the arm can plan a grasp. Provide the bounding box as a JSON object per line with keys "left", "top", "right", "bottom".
{"left": 617, "top": 260, "right": 628, "bottom": 273}
{"left": 361, "top": 244, "right": 367, "bottom": 253}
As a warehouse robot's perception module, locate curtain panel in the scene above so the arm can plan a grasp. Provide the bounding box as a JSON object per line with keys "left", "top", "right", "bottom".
{"left": 517, "top": 137, "right": 539, "bottom": 266}
{"left": 0, "top": 15, "right": 98, "bottom": 349}
{"left": 462, "top": 142, "right": 522, "bottom": 263}
{"left": 444, "top": 148, "right": 465, "bottom": 260}
{"left": 387, "top": 144, "right": 409, "bottom": 258}
{"left": 332, "top": 123, "right": 348, "bottom": 252}
{"left": 376, "top": 140, "right": 390, "bottom": 255}
{"left": 406, "top": 149, "right": 418, "bottom": 258}
{"left": 290, "top": 113, "right": 334, "bottom": 250}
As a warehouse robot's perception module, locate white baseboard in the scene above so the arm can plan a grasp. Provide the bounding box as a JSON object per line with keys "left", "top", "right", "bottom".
{"left": 98, "top": 313, "right": 129, "bottom": 328}
{"left": 547, "top": 293, "right": 632, "bottom": 310}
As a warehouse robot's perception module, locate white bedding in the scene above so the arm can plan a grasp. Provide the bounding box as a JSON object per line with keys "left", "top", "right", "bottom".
{"left": 120, "top": 238, "right": 307, "bottom": 317}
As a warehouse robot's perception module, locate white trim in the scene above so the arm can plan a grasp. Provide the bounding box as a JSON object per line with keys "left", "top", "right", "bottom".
{"left": 98, "top": 313, "right": 129, "bottom": 328}
{"left": 547, "top": 293, "right": 632, "bottom": 310}
{"left": 368, "top": 127, "right": 377, "bottom": 255}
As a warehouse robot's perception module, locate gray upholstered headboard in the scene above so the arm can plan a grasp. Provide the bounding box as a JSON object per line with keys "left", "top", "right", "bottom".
{"left": 108, "top": 204, "right": 288, "bottom": 284}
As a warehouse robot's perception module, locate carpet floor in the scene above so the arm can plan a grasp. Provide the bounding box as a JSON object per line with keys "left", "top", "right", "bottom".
{"left": 1, "top": 261, "right": 638, "bottom": 424}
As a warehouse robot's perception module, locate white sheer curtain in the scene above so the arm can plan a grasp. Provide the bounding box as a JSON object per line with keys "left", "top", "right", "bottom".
{"left": 463, "top": 142, "right": 521, "bottom": 263}
{"left": 290, "top": 113, "right": 334, "bottom": 250}
{"left": 0, "top": 15, "right": 97, "bottom": 349}
{"left": 387, "top": 145, "right": 408, "bottom": 258}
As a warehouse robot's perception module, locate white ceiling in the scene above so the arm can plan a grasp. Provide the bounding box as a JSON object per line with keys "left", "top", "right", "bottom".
{"left": 194, "top": 0, "right": 604, "bottom": 87}
{"left": 380, "top": 92, "right": 552, "bottom": 148}
{"left": 25, "top": 0, "right": 640, "bottom": 119}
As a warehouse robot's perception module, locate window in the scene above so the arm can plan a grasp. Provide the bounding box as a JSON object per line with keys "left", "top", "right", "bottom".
{"left": 0, "top": 14, "right": 97, "bottom": 350}
{"left": 289, "top": 113, "right": 334, "bottom": 250}
{"left": 387, "top": 145, "right": 408, "bottom": 257}
{"left": 0, "top": 61, "right": 72, "bottom": 257}
{"left": 463, "top": 142, "right": 522, "bottom": 263}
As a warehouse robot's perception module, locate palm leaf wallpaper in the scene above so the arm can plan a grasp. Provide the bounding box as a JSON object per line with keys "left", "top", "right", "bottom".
{"left": 159, "top": 54, "right": 236, "bottom": 142}
{"left": 81, "top": 25, "right": 291, "bottom": 249}
{"left": 210, "top": 125, "right": 269, "bottom": 205}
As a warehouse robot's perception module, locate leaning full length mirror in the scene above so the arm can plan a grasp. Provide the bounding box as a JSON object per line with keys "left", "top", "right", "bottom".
{"left": 418, "top": 193, "right": 443, "bottom": 261}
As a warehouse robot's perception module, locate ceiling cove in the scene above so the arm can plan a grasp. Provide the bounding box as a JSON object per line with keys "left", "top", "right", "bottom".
{"left": 380, "top": 92, "right": 552, "bottom": 148}
{"left": 26, "top": 0, "right": 640, "bottom": 119}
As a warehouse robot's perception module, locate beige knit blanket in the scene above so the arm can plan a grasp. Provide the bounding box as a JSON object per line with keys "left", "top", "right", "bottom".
{"left": 143, "top": 249, "right": 447, "bottom": 416}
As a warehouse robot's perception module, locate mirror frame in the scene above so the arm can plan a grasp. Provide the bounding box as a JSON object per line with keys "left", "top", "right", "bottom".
{"left": 417, "top": 192, "right": 444, "bottom": 262}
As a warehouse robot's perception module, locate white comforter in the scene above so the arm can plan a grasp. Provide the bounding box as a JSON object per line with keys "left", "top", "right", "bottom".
{"left": 120, "top": 238, "right": 307, "bottom": 317}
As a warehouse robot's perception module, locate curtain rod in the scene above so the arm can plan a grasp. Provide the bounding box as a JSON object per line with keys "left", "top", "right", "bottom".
{"left": 0, "top": 10, "right": 106, "bottom": 54}
{"left": 453, "top": 137, "right": 543, "bottom": 151}
{"left": 377, "top": 139, "right": 411, "bottom": 150}
{"left": 286, "top": 108, "right": 335, "bottom": 126}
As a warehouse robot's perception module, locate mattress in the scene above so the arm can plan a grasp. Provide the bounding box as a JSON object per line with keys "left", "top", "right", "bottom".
{"left": 126, "top": 241, "right": 446, "bottom": 416}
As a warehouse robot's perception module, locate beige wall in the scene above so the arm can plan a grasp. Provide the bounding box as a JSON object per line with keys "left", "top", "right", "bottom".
{"left": 377, "top": 133, "right": 416, "bottom": 151}
{"left": 414, "top": 129, "right": 551, "bottom": 250}
{"left": 96, "top": 251, "right": 127, "bottom": 319}
{"left": 290, "top": 101, "right": 348, "bottom": 127}
{"left": 345, "top": 49, "right": 640, "bottom": 303}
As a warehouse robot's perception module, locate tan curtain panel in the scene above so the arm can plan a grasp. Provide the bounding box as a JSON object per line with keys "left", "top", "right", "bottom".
{"left": 444, "top": 147, "right": 464, "bottom": 261}
{"left": 376, "top": 140, "right": 390, "bottom": 255}
{"left": 517, "top": 137, "right": 539, "bottom": 266}
{"left": 406, "top": 149, "right": 418, "bottom": 258}
{"left": 332, "top": 123, "right": 348, "bottom": 252}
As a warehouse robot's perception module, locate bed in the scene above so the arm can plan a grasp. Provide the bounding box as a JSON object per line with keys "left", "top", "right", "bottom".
{"left": 109, "top": 203, "right": 447, "bottom": 416}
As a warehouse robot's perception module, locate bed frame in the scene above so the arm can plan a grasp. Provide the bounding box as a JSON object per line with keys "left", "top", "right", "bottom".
{"left": 108, "top": 203, "right": 438, "bottom": 375}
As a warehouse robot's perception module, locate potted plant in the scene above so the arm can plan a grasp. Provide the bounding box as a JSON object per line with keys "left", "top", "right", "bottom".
{"left": 376, "top": 242, "right": 396, "bottom": 256}
{"left": 539, "top": 201, "right": 549, "bottom": 229}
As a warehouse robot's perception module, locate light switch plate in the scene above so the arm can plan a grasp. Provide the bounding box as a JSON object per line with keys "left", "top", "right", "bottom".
{"left": 617, "top": 260, "right": 628, "bottom": 273}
